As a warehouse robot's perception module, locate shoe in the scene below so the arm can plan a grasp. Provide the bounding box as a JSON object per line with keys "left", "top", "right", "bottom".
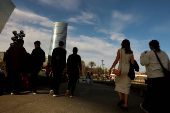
{"left": 65, "top": 90, "right": 69, "bottom": 96}
{"left": 140, "top": 103, "right": 149, "bottom": 113}
{"left": 33, "top": 92, "right": 37, "bottom": 95}
{"left": 50, "top": 90, "right": 54, "bottom": 95}
{"left": 121, "top": 106, "right": 128, "bottom": 111}
{"left": 11, "top": 92, "right": 14, "bottom": 95}
{"left": 70, "top": 95, "right": 75, "bottom": 98}
{"left": 53, "top": 94, "right": 59, "bottom": 97}
{"left": 53, "top": 94, "right": 57, "bottom": 97}
{"left": 27, "top": 91, "right": 33, "bottom": 94}
{"left": 117, "top": 100, "right": 124, "bottom": 106}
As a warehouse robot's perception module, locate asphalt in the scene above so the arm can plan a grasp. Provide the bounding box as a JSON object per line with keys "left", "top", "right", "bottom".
{"left": 0, "top": 80, "right": 145, "bottom": 113}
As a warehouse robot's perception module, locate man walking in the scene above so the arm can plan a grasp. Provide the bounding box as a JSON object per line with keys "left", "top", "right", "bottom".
{"left": 51, "top": 41, "right": 66, "bottom": 97}
{"left": 65, "top": 47, "right": 82, "bottom": 98}
{"left": 5, "top": 39, "right": 27, "bottom": 95}
{"left": 30, "top": 41, "right": 45, "bottom": 94}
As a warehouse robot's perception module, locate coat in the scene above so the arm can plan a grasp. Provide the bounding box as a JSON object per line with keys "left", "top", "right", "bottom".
{"left": 128, "top": 60, "right": 139, "bottom": 80}
{"left": 31, "top": 47, "right": 45, "bottom": 71}
{"left": 5, "top": 44, "right": 27, "bottom": 71}
{"left": 67, "top": 53, "right": 81, "bottom": 78}
{"left": 51, "top": 47, "right": 67, "bottom": 71}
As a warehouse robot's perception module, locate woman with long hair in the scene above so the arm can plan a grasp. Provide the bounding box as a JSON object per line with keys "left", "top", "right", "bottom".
{"left": 110, "top": 39, "right": 134, "bottom": 111}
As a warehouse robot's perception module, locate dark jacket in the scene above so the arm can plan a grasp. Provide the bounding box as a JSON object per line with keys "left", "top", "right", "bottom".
{"left": 128, "top": 60, "right": 139, "bottom": 80}
{"left": 22, "top": 53, "right": 31, "bottom": 74}
{"left": 67, "top": 53, "right": 82, "bottom": 77}
{"left": 31, "top": 47, "right": 45, "bottom": 71}
{"left": 6, "top": 44, "right": 27, "bottom": 71}
{"left": 51, "top": 47, "right": 67, "bottom": 71}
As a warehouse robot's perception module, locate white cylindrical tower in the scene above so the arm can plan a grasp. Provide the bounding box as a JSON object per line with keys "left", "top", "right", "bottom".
{"left": 48, "top": 22, "right": 68, "bottom": 62}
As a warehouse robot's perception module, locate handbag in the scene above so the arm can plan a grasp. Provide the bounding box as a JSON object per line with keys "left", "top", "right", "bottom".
{"left": 113, "top": 49, "right": 122, "bottom": 76}
{"left": 153, "top": 50, "right": 170, "bottom": 79}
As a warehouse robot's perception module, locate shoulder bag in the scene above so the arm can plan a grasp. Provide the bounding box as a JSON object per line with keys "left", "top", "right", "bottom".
{"left": 153, "top": 50, "right": 170, "bottom": 79}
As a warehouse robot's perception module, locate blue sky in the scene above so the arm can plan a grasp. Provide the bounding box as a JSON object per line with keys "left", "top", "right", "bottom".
{"left": 1, "top": 0, "right": 170, "bottom": 72}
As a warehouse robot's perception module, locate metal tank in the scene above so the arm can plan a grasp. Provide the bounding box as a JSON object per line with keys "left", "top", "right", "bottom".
{"left": 48, "top": 22, "right": 68, "bottom": 63}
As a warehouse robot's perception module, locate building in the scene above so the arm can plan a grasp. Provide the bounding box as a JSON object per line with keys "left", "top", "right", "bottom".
{"left": 48, "top": 22, "right": 68, "bottom": 62}
{"left": 43, "top": 54, "right": 48, "bottom": 67}
{"left": 0, "top": 0, "right": 15, "bottom": 34}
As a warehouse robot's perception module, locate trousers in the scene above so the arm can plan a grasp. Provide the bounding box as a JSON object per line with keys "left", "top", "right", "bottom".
{"left": 68, "top": 75, "right": 78, "bottom": 95}
{"left": 142, "top": 77, "right": 166, "bottom": 112}
{"left": 31, "top": 70, "right": 39, "bottom": 92}
{"left": 51, "top": 70, "right": 63, "bottom": 94}
{"left": 7, "top": 71, "right": 21, "bottom": 93}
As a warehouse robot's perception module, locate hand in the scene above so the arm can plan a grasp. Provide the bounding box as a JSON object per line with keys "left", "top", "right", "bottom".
{"left": 80, "top": 70, "right": 82, "bottom": 76}
{"left": 144, "top": 51, "right": 148, "bottom": 54}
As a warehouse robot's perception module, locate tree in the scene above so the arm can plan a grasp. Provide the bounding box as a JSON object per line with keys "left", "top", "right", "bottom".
{"left": 104, "top": 68, "right": 108, "bottom": 74}
{"left": 81, "top": 60, "right": 85, "bottom": 67}
{"left": 88, "top": 61, "right": 96, "bottom": 70}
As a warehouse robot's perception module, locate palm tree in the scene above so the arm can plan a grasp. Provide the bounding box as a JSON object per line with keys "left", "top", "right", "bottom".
{"left": 81, "top": 60, "right": 85, "bottom": 67}
{"left": 88, "top": 61, "right": 96, "bottom": 70}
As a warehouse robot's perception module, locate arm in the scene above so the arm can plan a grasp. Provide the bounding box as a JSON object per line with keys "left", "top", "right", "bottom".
{"left": 63, "top": 50, "right": 67, "bottom": 71}
{"left": 131, "top": 54, "right": 135, "bottom": 65}
{"left": 67, "top": 56, "right": 70, "bottom": 74}
{"left": 110, "top": 49, "right": 120, "bottom": 70}
{"left": 140, "top": 52, "right": 150, "bottom": 66}
{"left": 43, "top": 51, "right": 45, "bottom": 62}
{"left": 51, "top": 49, "right": 55, "bottom": 68}
{"left": 79, "top": 56, "right": 82, "bottom": 75}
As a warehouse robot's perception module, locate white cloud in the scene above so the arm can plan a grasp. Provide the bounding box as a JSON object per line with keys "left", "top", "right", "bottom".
{"left": 110, "top": 10, "right": 141, "bottom": 32}
{"left": 98, "top": 29, "right": 125, "bottom": 42}
{"left": 110, "top": 33, "right": 125, "bottom": 42}
{"left": 0, "top": 21, "right": 51, "bottom": 54}
{"left": 112, "top": 11, "right": 132, "bottom": 21}
{"left": 66, "top": 35, "right": 120, "bottom": 68}
{"left": 66, "top": 12, "right": 99, "bottom": 25}
{"left": 37, "top": 0, "right": 80, "bottom": 10}
{"left": 11, "top": 9, "right": 54, "bottom": 28}
{"left": 68, "top": 26, "right": 76, "bottom": 30}
{"left": 5, "top": 8, "right": 76, "bottom": 31}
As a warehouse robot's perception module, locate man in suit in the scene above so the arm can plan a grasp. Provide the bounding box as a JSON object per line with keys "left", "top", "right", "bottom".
{"left": 65, "top": 47, "right": 82, "bottom": 98}
{"left": 51, "top": 41, "right": 67, "bottom": 97}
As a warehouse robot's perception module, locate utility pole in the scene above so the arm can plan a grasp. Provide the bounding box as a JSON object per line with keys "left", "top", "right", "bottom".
{"left": 101, "top": 60, "right": 105, "bottom": 80}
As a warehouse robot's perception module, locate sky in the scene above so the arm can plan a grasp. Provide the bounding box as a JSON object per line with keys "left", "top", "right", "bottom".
{"left": 1, "top": 0, "right": 170, "bottom": 72}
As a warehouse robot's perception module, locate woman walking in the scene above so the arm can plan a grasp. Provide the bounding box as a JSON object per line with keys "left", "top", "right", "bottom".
{"left": 110, "top": 39, "right": 134, "bottom": 111}
{"left": 86, "top": 72, "right": 91, "bottom": 84}
{"left": 140, "top": 40, "right": 169, "bottom": 113}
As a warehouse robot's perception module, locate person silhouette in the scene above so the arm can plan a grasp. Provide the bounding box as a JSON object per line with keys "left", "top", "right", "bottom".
{"left": 65, "top": 47, "right": 82, "bottom": 98}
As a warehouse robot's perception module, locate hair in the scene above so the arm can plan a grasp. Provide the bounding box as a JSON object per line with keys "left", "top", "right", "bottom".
{"left": 59, "top": 41, "right": 64, "bottom": 46}
{"left": 149, "top": 40, "right": 160, "bottom": 52}
{"left": 34, "top": 41, "right": 41, "bottom": 46}
{"left": 17, "top": 39, "right": 24, "bottom": 44}
{"left": 73, "top": 47, "right": 78, "bottom": 54}
{"left": 121, "top": 39, "right": 133, "bottom": 54}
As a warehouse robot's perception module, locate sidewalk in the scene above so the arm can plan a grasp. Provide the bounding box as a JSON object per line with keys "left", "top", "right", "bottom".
{"left": 0, "top": 81, "right": 145, "bottom": 113}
